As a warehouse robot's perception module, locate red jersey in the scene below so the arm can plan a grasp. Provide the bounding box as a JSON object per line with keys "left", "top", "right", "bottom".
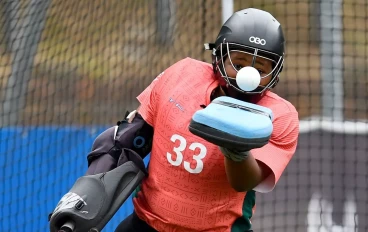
{"left": 133, "top": 58, "right": 299, "bottom": 231}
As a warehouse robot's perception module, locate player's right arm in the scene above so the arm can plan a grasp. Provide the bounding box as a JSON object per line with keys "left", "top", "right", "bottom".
{"left": 49, "top": 109, "right": 154, "bottom": 232}
{"left": 86, "top": 108, "right": 153, "bottom": 175}
{"left": 49, "top": 58, "right": 180, "bottom": 231}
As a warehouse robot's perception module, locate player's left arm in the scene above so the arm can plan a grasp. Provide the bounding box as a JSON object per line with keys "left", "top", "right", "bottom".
{"left": 224, "top": 151, "right": 271, "bottom": 192}
{"left": 224, "top": 111, "right": 299, "bottom": 192}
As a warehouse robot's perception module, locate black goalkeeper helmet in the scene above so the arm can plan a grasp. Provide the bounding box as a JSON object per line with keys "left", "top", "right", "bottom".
{"left": 205, "top": 8, "right": 285, "bottom": 95}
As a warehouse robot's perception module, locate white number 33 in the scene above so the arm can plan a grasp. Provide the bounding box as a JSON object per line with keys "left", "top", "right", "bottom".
{"left": 166, "top": 134, "right": 207, "bottom": 174}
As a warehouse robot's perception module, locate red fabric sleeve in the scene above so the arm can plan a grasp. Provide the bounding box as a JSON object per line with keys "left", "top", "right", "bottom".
{"left": 136, "top": 75, "right": 161, "bottom": 127}
{"left": 252, "top": 111, "right": 299, "bottom": 193}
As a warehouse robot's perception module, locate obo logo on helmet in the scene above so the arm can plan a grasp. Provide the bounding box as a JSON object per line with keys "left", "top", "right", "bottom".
{"left": 249, "top": 36, "right": 266, "bottom": 45}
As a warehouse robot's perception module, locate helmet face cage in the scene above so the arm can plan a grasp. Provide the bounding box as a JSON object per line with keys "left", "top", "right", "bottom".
{"left": 214, "top": 42, "right": 284, "bottom": 95}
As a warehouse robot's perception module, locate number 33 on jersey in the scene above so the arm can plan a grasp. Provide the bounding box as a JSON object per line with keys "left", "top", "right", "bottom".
{"left": 167, "top": 134, "right": 207, "bottom": 174}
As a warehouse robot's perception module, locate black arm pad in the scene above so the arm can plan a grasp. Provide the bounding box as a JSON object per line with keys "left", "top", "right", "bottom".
{"left": 49, "top": 149, "right": 147, "bottom": 232}
{"left": 86, "top": 112, "right": 153, "bottom": 170}
{"left": 85, "top": 154, "right": 117, "bottom": 175}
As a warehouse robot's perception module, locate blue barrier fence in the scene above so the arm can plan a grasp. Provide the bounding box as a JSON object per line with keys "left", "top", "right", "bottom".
{"left": 0, "top": 126, "right": 150, "bottom": 232}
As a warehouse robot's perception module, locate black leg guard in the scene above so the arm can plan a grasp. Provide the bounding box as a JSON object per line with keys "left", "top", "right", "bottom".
{"left": 49, "top": 149, "right": 147, "bottom": 232}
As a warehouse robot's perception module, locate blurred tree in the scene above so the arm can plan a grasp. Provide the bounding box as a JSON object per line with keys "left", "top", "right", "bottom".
{"left": 156, "top": 0, "right": 176, "bottom": 46}
{"left": 1, "top": 0, "right": 50, "bottom": 126}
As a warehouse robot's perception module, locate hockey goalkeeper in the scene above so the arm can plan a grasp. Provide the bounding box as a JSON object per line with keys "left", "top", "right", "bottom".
{"left": 49, "top": 8, "right": 299, "bottom": 232}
